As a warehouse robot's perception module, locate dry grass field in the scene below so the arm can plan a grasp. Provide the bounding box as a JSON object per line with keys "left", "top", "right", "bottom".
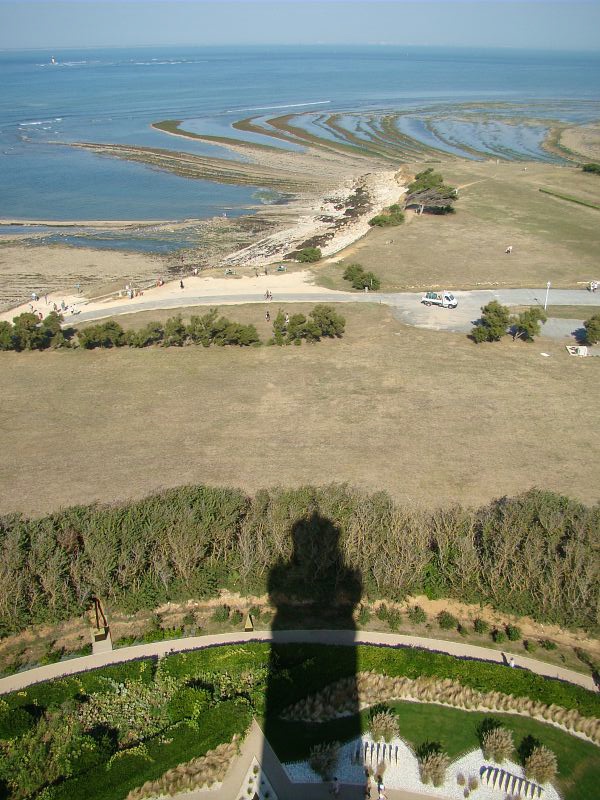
{"left": 1, "top": 303, "right": 598, "bottom": 517}
{"left": 315, "top": 161, "right": 600, "bottom": 292}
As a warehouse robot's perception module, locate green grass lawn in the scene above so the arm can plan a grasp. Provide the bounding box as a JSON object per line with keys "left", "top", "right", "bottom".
{"left": 267, "top": 702, "right": 600, "bottom": 800}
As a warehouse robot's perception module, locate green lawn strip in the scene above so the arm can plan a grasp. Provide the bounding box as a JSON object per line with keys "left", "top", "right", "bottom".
{"left": 265, "top": 702, "right": 600, "bottom": 800}
{"left": 48, "top": 701, "right": 251, "bottom": 800}
{"left": 545, "top": 305, "right": 599, "bottom": 320}
{"left": 3, "top": 644, "right": 599, "bottom": 718}
{"left": 539, "top": 187, "right": 600, "bottom": 210}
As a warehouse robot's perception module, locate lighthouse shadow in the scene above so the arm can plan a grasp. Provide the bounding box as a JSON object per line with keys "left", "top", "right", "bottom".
{"left": 262, "top": 512, "right": 364, "bottom": 798}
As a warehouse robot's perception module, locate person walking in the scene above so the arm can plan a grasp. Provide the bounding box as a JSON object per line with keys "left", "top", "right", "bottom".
{"left": 180, "top": 280, "right": 184, "bottom": 290}
{"left": 265, "top": 310, "right": 271, "bottom": 322}
{"left": 510, "top": 657, "right": 515, "bottom": 668}
{"left": 330, "top": 776, "right": 340, "bottom": 797}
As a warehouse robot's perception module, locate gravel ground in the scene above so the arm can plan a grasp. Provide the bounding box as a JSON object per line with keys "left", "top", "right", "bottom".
{"left": 283, "top": 737, "right": 561, "bottom": 799}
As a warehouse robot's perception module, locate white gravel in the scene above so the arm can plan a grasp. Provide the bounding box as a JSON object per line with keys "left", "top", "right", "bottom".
{"left": 283, "top": 736, "right": 562, "bottom": 799}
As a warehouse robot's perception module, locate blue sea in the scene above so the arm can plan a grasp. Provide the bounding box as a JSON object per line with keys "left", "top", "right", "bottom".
{"left": 1, "top": 46, "right": 599, "bottom": 251}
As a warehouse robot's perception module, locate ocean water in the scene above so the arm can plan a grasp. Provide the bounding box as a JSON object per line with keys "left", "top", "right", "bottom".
{"left": 1, "top": 46, "right": 599, "bottom": 250}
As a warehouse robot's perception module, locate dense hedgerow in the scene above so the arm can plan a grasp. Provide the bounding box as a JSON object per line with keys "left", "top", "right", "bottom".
{"left": 0, "top": 486, "right": 598, "bottom": 637}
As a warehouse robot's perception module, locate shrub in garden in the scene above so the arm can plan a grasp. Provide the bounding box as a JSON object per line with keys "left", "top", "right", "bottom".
{"left": 524, "top": 745, "right": 558, "bottom": 783}
{"left": 540, "top": 639, "right": 557, "bottom": 651}
{"left": 417, "top": 744, "right": 449, "bottom": 787}
{"left": 408, "top": 606, "right": 427, "bottom": 625}
{"left": 492, "top": 629, "right": 507, "bottom": 644}
{"left": 524, "top": 639, "right": 537, "bottom": 653}
{"left": 369, "top": 710, "right": 399, "bottom": 742}
{"left": 481, "top": 726, "right": 514, "bottom": 763}
{"left": 582, "top": 163, "right": 600, "bottom": 174}
{"left": 211, "top": 605, "right": 230, "bottom": 623}
{"left": 468, "top": 776, "right": 478, "bottom": 791}
{"left": 308, "top": 741, "right": 340, "bottom": 780}
{"left": 437, "top": 611, "right": 458, "bottom": 630}
{"left": 473, "top": 618, "right": 489, "bottom": 635}
{"left": 505, "top": 624, "right": 521, "bottom": 642}
{"left": 357, "top": 605, "right": 371, "bottom": 625}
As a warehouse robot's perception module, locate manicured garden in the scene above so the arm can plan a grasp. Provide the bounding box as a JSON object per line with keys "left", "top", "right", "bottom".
{"left": 1, "top": 643, "right": 598, "bottom": 800}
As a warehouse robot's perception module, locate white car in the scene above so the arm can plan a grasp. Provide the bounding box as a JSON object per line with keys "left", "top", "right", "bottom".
{"left": 421, "top": 290, "right": 458, "bottom": 309}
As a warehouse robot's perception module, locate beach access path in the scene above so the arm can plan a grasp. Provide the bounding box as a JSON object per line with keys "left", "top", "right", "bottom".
{"left": 0, "top": 629, "right": 595, "bottom": 695}
{"left": 5, "top": 269, "right": 598, "bottom": 339}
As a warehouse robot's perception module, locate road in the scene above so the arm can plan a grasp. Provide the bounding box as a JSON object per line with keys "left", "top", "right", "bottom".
{"left": 66, "top": 286, "right": 600, "bottom": 339}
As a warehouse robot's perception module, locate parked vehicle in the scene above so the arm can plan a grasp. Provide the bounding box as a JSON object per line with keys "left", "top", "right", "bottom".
{"left": 421, "top": 290, "right": 458, "bottom": 308}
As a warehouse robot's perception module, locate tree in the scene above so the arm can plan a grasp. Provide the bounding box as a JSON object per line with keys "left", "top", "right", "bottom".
{"left": 471, "top": 301, "right": 511, "bottom": 343}
{"left": 405, "top": 168, "right": 458, "bottom": 214}
{"left": 342, "top": 263, "right": 381, "bottom": 291}
{"left": 510, "top": 307, "right": 547, "bottom": 341}
{"left": 0, "top": 320, "right": 14, "bottom": 350}
{"left": 583, "top": 313, "right": 600, "bottom": 345}
{"left": 163, "top": 315, "right": 187, "bottom": 347}
{"left": 310, "top": 305, "right": 345, "bottom": 337}
{"left": 78, "top": 320, "right": 125, "bottom": 349}
{"left": 127, "top": 321, "right": 164, "bottom": 348}
{"left": 582, "top": 163, "right": 600, "bottom": 175}
{"left": 188, "top": 309, "right": 220, "bottom": 347}
{"left": 11, "top": 312, "right": 51, "bottom": 350}
{"left": 295, "top": 247, "right": 322, "bottom": 263}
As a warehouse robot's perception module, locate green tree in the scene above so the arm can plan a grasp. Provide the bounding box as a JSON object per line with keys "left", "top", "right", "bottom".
{"left": 295, "top": 247, "right": 322, "bottom": 263}
{"left": 272, "top": 309, "right": 287, "bottom": 345}
{"left": 510, "top": 307, "right": 547, "bottom": 341}
{"left": 163, "top": 315, "right": 187, "bottom": 347}
{"left": 583, "top": 313, "right": 600, "bottom": 345}
{"left": 310, "top": 304, "right": 345, "bottom": 337}
{"left": 127, "top": 321, "right": 164, "bottom": 348}
{"left": 0, "top": 320, "right": 14, "bottom": 350}
{"left": 342, "top": 263, "right": 381, "bottom": 290}
{"left": 286, "top": 313, "right": 321, "bottom": 343}
{"left": 78, "top": 321, "right": 125, "bottom": 349}
{"left": 582, "top": 163, "right": 600, "bottom": 175}
{"left": 213, "top": 321, "right": 260, "bottom": 346}
{"left": 11, "top": 312, "right": 51, "bottom": 351}
{"left": 471, "top": 301, "right": 511, "bottom": 343}
{"left": 188, "top": 309, "right": 220, "bottom": 347}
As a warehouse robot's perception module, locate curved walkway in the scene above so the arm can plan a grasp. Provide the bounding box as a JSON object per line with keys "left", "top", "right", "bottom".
{"left": 55, "top": 286, "right": 600, "bottom": 336}
{"left": 0, "top": 629, "right": 595, "bottom": 695}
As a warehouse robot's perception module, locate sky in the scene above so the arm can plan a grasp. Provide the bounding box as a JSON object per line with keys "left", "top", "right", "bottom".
{"left": 1, "top": 1, "right": 599, "bottom": 51}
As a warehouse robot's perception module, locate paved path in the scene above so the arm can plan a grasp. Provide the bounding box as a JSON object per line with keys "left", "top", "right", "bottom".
{"left": 0, "top": 629, "right": 595, "bottom": 695}
{"left": 63, "top": 287, "right": 600, "bottom": 340}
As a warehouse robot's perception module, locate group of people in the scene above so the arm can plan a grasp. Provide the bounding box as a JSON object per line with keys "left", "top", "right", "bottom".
{"left": 264, "top": 290, "right": 273, "bottom": 301}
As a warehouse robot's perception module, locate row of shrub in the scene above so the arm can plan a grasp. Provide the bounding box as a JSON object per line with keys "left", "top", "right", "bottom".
{"left": 0, "top": 485, "right": 597, "bottom": 637}
{"left": 0, "top": 305, "right": 345, "bottom": 352}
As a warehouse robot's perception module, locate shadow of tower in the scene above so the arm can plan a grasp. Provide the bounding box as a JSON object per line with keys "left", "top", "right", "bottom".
{"left": 261, "top": 512, "right": 364, "bottom": 798}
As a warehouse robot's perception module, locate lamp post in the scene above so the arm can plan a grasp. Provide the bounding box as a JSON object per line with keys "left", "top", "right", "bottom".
{"left": 544, "top": 281, "right": 551, "bottom": 311}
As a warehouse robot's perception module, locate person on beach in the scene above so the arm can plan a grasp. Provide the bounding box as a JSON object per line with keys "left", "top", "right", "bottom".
{"left": 180, "top": 280, "right": 184, "bottom": 290}
{"left": 264, "top": 267, "right": 268, "bottom": 275}
{"left": 265, "top": 311, "right": 270, "bottom": 322}
{"left": 505, "top": 245, "right": 513, "bottom": 254}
